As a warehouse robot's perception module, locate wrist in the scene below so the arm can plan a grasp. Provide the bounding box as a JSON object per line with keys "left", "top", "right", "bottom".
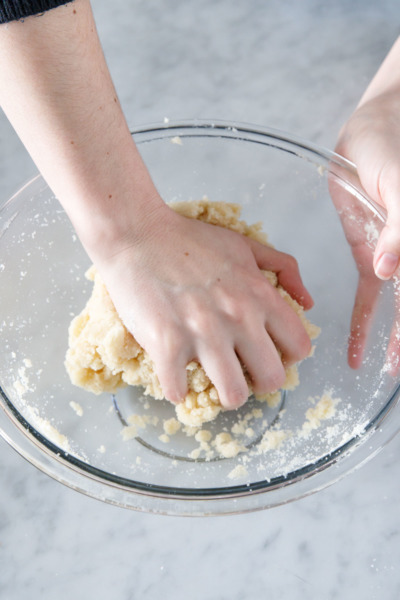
{"left": 70, "top": 183, "right": 169, "bottom": 263}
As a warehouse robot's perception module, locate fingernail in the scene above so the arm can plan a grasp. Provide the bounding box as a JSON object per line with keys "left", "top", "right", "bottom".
{"left": 375, "top": 252, "right": 399, "bottom": 280}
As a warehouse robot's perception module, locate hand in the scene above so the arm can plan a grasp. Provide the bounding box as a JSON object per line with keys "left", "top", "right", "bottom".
{"left": 336, "top": 89, "right": 400, "bottom": 281}
{"left": 330, "top": 102, "right": 400, "bottom": 375}
{"left": 334, "top": 38, "right": 400, "bottom": 373}
{"left": 94, "top": 204, "right": 314, "bottom": 409}
{"left": 331, "top": 181, "right": 400, "bottom": 374}
{"left": 328, "top": 176, "right": 384, "bottom": 368}
{"left": 0, "top": 1, "right": 314, "bottom": 408}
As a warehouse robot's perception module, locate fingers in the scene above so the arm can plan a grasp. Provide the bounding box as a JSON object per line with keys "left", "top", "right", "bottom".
{"left": 137, "top": 233, "right": 316, "bottom": 411}
{"left": 347, "top": 274, "right": 382, "bottom": 369}
{"left": 247, "top": 238, "right": 314, "bottom": 309}
{"left": 147, "top": 330, "right": 190, "bottom": 405}
{"left": 235, "top": 327, "right": 286, "bottom": 397}
{"left": 154, "top": 359, "right": 188, "bottom": 405}
{"left": 265, "top": 297, "right": 312, "bottom": 367}
{"left": 151, "top": 281, "right": 313, "bottom": 410}
{"left": 385, "top": 288, "right": 400, "bottom": 376}
{"left": 197, "top": 344, "right": 249, "bottom": 409}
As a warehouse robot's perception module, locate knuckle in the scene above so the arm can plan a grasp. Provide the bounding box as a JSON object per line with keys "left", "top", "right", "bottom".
{"left": 186, "top": 305, "right": 215, "bottom": 337}
{"left": 223, "top": 297, "right": 247, "bottom": 325}
{"left": 253, "top": 276, "right": 278, "bottom": 302}
{"left": 155, "top": 323, "right": 184, "bottom": 356}
{"left": 284, "top": 253, "right": 299, "bottom": 271}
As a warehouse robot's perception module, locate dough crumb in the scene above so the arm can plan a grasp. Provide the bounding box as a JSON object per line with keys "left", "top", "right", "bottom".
{"left": 163, "top": 417, "right": 181, "bottom": 436}
{"left": 69, "top": 400, "right": 83, "bottom": 417}
{"left": 228, "top": 464, "right": 249, "bottom": 480}
{"left": 121, "top": 412, "right": 160, "bottom": 441}
{"left": 301, "top": 391, "right": 339, "bottom": 436}
{"left": 121, "top": 425, "right": 139, "bottom": 441}
{"left": 26, "top": 406, "right": 70, "bottom": 453}
{"left": 257, "top": 429, "right": 290, "bottom": 453}
{"left": 213, "top": 432, "right": 246, "bottom": 458}
{"left": 194, "top": 429, "right": 212, "bottom": 443}
{"left": 171, "top": 136, "right": 183, "bottom": 145}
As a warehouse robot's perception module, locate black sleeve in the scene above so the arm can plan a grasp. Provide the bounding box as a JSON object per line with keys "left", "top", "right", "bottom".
{"left": 0, "top": 0, "right": 74, "bottom": 24}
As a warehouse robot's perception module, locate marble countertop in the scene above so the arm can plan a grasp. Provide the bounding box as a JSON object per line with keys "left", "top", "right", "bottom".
{"left": 1, "top": 1, "right": 400, "bottom": 598}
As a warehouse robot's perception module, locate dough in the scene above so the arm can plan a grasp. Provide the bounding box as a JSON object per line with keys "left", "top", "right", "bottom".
{"left": 65, "top": 199, "right": 320, "bottom": 427}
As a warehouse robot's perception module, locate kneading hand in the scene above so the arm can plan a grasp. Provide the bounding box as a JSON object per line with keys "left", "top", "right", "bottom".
{"left": 0, "top": 1, "right": 313, "bottom": 408}
{"left": 95, "top": 204, "right": 314, "bottom": 408}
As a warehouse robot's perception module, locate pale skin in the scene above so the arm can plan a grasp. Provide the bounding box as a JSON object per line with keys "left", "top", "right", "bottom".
{"left": 336, "top": 36, "right": 400, "bottom": 280}
{"left": 1, "top": 3, "right": 399, "bottom": 404}
{"left": 335, "top": 36, "right": 400, "bottom": 372}
{"left": 0, "top": 0, "right": 314, "bottom": 409}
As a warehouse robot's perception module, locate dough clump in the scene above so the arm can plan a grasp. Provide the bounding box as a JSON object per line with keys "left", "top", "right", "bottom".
{"left": 65, "top": 199, "right": 320, "bottom": 427}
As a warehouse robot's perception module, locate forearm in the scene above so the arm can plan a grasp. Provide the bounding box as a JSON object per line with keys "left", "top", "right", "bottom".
{"left": 0, "top": 0, "right": 164, "bottom": 257}
{"left": 357, "top": 36, "right": 400, "bottom": 106}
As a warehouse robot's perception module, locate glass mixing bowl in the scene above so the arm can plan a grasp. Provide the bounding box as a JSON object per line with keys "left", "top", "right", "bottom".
{"left": 1, "top": 121, "right": 400, "bottom": 516}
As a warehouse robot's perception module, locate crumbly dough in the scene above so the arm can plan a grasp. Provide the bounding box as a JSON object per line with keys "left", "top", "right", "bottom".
{"left": 301, "top": 392, "right": 338, "bottom": 436}
{"left": 228, "top": 464, "right": 250, "bottom": 480}
{"left": 65, "top": 199, "right": 320, "bottom": 427}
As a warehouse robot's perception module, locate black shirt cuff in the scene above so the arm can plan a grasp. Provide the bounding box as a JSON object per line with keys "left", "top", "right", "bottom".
{"left": 0, "top": 0, "right": 74, "bottom": 24}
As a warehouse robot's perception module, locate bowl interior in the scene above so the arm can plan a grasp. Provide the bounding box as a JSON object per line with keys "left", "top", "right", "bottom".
{"left": 1, "top": 123, "right": 399, "bottom": 514}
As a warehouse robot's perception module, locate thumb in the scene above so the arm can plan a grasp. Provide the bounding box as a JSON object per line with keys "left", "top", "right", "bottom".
{"left": 374, "top": 225, "right": 400, "bottom": 280}
{"left": 373, "top": 169, "right": 400, "bottom": 280}
{"left": 247, "top": 238, "right": 314, "bottom": 309}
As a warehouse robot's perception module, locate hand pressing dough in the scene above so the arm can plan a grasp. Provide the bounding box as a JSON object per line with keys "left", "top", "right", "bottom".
{"left": 65, "top": 199, "right": 320, "bottom": 427}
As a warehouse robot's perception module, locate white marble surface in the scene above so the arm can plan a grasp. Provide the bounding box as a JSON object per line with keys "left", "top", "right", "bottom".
{"left": 1, "top": 1, "right": 400, "bottom": 598}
